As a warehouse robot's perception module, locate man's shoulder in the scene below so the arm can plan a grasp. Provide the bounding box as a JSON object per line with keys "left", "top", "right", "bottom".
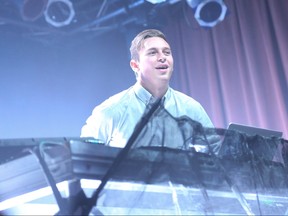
{"left": 93, "top": 87, "right": 133, "bottom": 113}
{"left": 170, "top": 88, "right": 201, "bottom": 106}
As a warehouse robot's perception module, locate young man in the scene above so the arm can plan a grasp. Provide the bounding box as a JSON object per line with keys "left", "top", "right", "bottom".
{"left": 81, "top": 29, "right": 214, "bottom": 148}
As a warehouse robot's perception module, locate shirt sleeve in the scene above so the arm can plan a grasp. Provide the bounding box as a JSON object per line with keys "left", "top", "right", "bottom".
{"left": 195, "top": 104, "right": 214, "bottom": 128}
{"left": 80, "top": 107, "right": 113, "bottom": 145}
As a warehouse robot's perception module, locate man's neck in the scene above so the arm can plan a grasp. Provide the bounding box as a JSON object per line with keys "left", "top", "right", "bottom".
{"left": 151, "top": 87, "right": 168, "bottom": 98}
{"left": 139, "top": 82, "right": 169, "bottom": 99}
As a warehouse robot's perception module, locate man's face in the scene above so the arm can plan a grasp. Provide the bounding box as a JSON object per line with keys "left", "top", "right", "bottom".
{"left": 130, "top": 37, "right": 174, "bottom": 91}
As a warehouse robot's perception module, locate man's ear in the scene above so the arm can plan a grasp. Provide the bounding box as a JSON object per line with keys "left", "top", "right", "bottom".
{"left": 130, "top": 59, "right": 139, "bottom": 72}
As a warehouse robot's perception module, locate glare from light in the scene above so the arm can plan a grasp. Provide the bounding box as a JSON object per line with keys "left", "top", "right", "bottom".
{"left": 3, "top": 204, "right": 59, "bottom": 215}
{"left": 0, "top": 181, "right": 69, "bottom": 211}
{"left": 146, "top": 0, "right": 167, "bottom": 4}
{"left": 80, "top": 179, "right": 101, "bottom": 189}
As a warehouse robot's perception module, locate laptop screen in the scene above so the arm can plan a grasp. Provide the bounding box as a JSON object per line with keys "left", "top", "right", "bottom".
{"left": 228, "top": 123, "right": 283, "bottom": 138}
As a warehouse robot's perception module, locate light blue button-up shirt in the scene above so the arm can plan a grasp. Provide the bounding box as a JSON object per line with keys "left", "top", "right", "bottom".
{"left": 81, "top": 83, "right": 214, "bottom": 148}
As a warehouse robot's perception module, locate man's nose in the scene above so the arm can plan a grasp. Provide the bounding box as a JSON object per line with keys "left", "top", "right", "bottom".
{"left": 158, "top": 54, "right": 166, "bottom": 62}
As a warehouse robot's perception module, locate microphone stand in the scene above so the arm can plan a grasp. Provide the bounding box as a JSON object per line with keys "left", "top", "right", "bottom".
{"left": 32, "top": 144, "right": 91, "bottom": 216}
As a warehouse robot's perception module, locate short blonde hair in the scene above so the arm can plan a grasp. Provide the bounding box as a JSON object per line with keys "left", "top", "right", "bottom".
{"left": 129, "top": 29, "right": 168, "bottom": 61}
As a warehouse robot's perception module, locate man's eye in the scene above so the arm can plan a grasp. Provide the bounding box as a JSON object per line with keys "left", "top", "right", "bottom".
{"left": 164, "top": 50, "right": 171, "bottom": 55}
{"left": 148, "top": 51, "right": 156, "bottom": 55}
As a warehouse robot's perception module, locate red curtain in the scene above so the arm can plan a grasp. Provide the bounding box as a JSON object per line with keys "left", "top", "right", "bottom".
{"left": 164, "top": 0, "right": 288, "bottom": 139}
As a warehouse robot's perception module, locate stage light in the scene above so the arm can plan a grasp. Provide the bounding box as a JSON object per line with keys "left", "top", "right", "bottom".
{"left": 11, "top": 0, "right": 48, "bottom": 22}
{"left": 21, "top": 0, "right": 48, "bottom": 21}
{"left": 187, "top": 0, "right": 227, "bottom": 27}
{"left": 44, "top": 0, "right": 75, "bottom": 28}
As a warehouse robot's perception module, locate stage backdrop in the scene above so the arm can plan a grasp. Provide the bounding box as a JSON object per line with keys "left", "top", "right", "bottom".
{"left": 0, "top": 0, "right": 287, "bottom": 139}
{"left": 165, "top": 0, "right": 288, "bottom": 139}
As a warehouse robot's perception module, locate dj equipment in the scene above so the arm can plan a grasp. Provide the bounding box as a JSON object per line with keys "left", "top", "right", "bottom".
{"left": 1, "top": 137, "right": 288, "bottom": 215}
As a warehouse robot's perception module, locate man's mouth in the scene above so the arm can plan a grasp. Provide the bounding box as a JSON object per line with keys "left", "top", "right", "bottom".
{"left": 156, "top": 65, "right": 169, "bottom": 69}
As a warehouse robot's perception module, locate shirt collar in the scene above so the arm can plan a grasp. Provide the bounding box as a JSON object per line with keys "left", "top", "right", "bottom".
{"left": 133, "top": 82, "right": 152, "bottom": 105}
{"left": 133, "top": 82, "right": 170, "bottom": 105}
